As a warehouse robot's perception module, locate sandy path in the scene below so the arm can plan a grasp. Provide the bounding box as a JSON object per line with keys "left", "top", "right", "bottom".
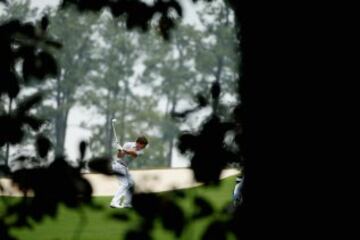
{"left": 0, "top": 168, "right": 240, "bottom": 196}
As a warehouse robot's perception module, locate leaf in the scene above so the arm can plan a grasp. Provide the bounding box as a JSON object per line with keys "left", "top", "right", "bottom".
{"left": 19, "top": 23, "right": 36, "bottom": 38}
{"left": 211, "top": 81, "right": 221, "bottom": 100}
{"left": 132, "top": 193, "right": 160, "bottom": 219}
{"left": 192, "top": 197, "right": 214, "bottom": 219}
{"left": 6, "top": 72, "right": 20, "bottom": 99}
{"left": 87, "top": 157, "right": 113, "bottom": 175}
{"left": 0, "top": 19, "right": 21, "bottom": 35}
{"left": 125, "top": 230, "right": 151, "bottom": 240}
{"left": 38, "top": 51, "right": 58, "bottom": 77}
{"left": 79, "top": 141, "right": 87, "bottom": 161}
{"left": 168, "top": 0, "right": 183, "bottom": 17}
{"left": 0, "top": 116, "right": 23, "bottom": 145}
{"left": 110, "top": 212, "right": 130, "bottom": 221}
{"left": 160, "top": 201, "right": 185, "bottom": 236}
{"left": 196, "top": 93, "right": 208, "bottom": 107}
{"left": 35, "top": 135, "right": 52, "bottom": 158}
{"left": 22, "top": 51, "right": 58, "bottom": 81}
{"left": 158, "top": 15, "right": 175, "bottom": 40}
{"left": 44, "top": 39, "right": 63, "bottom": 49}
{"left": 22, "top": 115, "right": 44, "bottom": 131}
{"left": 202, "top": 221, "right": 228, "bottom": 240}
{"left": 40, "top": 16, "right": 49, "bottom": 31}
{"left": 177, "top": 132, "right": 197, "bottom": 153}
{"left": 15, "top": 93, "right": 43, "bottom": 116}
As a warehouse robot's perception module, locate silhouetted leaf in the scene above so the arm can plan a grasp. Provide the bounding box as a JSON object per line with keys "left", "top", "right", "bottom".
{"left": 16, "top": 46, "right": 34, "bottom": 59}
{"left": 132, "top": 193, "right": 160, "bottom": 219}
{"left": 202, "top": 221, "right": 228, "bottom": 240}
{"left": 0, "top": 221, "right": 19, "bottom": 240}
{"left": 192, "top": 197, "right": 214, "bottom": 219}
{"left": 22, "top": 51, "right": 58, "bottom": 81}
{"left": 0, "top": 70, "right": 20, "bottom": 99}
{"left": 0, "top": 116, "right": 23, "bottom": 145}
{"left": 0, "top": 165, "right": 10, "bottom": 176}
{"left": 167, "top": 0, "right": 183, "bottom": 17}
{"left": 171, "top": 189, "right": 186, "bottom": 198}
{"left": 171, "top": 107, "right": 199, "bottom": 120}
{"left": 87, "top": 157, "right": 113, "bottom": 175}
{"left": 211, "top": 81, "right": 221, "bottom": 100}
{"left": 160, "top": 201, "right": 185, "bottom": 236}
{"left": 15, "top": 93, "right": 43, "bottom": 116}
{"left": 22, "top": 116, "right": 44, "bottom": 131}
{"left": 110, "top": 212, "right": 130, "bottom": 221}
{"left": 125, "top": 1, "right": 153, "bottom": 31}
{"left": 177, "top": 132, "right": 197, "bottom": 153}
{"left": 44, "top": 39, "right": 63, "bottom": 49}
{"left": 125, "top": 230, "right": 151, "bottom": 240}
{"left": 158, "top": 15, "right": 175, "bottom": 40}
{"left": 19, "top": 23, "right": 36, "bottom": 38}
{"left": 184, "top": 116, "right": 233, "bottom": 183}
{"left": 0, "top": 19, "right": 21, "bottom": 36}
{"left": 79, "top": 141, "right": 87, "bottom": 160}
{"left": 40, "top": 16, "right": 49, "bottom": 31}
{"left": 35, "top": 135, "right": 52, "bottom": 158}
{"left": 196, "top": 94, "right": 208, "bottom": 107}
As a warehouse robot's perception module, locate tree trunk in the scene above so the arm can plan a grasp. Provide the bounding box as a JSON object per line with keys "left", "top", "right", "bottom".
{"left": 166, "top": 137, "right": 174, "bottom": 167}
{"left": 54, "top": 77, "right": 70, "bottom": 157}
{"left": 55, "top": 107, "right": 69, "bottom": 157}
{"left": 55, "top": 77, "right": 62, "bottom": 156}
{"left": 165, "top": 94, "right": 178, "bottom": 167}
{"left": 213, "top": 56, "right": 224, "bottom": 113}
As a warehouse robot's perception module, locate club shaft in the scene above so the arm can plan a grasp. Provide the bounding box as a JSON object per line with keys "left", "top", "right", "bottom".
{"left": 111, "top": 121, "right": 119, "bottom": 144}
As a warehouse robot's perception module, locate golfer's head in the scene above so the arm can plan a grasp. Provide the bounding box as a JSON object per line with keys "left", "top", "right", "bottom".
{"left": 135, "top": 136, "right": 148, "bottom": 150}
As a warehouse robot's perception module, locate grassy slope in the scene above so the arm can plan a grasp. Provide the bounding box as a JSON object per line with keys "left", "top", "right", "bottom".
{"left": 3, "top": 176, "right": 237, "bottom": 240}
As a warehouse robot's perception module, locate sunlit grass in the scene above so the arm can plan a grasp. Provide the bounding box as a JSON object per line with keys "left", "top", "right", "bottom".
{"left": 2, "top": 175, "right": 237, "bottom": 240}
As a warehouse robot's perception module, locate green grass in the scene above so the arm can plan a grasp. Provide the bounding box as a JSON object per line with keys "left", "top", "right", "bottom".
{"left": 1, "top": 176, "right": 237, "bottom": 240}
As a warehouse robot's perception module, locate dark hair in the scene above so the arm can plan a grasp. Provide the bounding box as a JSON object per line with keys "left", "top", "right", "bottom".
{"left": 136, "top": 136, "right": 148, "bottom": 146}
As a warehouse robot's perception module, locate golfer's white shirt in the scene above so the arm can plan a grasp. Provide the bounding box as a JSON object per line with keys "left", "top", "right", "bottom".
{"left": 118, "top": 142, "right": 144, "bottom": 166}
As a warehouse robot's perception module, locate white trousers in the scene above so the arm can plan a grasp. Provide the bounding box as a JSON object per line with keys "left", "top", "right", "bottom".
{"left": 110, "top": 161, "right": 134, "bottom": 206}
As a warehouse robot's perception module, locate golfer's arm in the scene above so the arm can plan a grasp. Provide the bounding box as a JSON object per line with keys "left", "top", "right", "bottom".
{"left": 117, "top": 150, "right": 125, "bottom": 158}
{"left": 123, "top": 150, "right": 138, "bottom": 158}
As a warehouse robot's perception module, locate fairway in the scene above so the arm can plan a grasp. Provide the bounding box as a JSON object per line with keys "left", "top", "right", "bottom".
{"left": 2, "top": 176, "right": 237, "bottom": 240}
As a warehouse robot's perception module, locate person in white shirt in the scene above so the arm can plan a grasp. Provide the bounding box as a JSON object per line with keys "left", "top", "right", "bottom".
{"left": 110, "top": 136, "right": 148, "bottom": 208}
{"left": 233, "top": 175, "right": 243, "bottom": 207}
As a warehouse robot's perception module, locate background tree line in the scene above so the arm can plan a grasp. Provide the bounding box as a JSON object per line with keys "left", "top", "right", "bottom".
{"left": 0, "top": 0, "right": 238, "bottom": 169}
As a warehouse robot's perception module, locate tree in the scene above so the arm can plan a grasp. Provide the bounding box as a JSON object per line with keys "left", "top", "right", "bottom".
{"left": 45, "top": 7, "right": 100, "bottom": 156}
{"left": 78, "top": 13, "right": 140, "bottom": 156}
{"left": 77, "top": 13, "right": 176, "bottom": 168}
{"left": 0, "top": 0, "right": 39, "bottom": 23}
{"left": 194, "top": 1, "right": 239, "bottom": 117}
{"left": 140, "top": 25, "right": 203, "bottom": 166}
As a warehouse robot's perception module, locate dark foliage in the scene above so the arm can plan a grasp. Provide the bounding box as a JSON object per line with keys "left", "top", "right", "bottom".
{"left": 178, "top": 115, "right": 237, "bottom": 184}
{"left": 61, "top": 0, "right": 182, "bottom": 40}
{"left": 192, "top": 196, "right": 214, "bottom": 219}
{"left": 35, "top": 134, "right": 52, "bottom": 158}
{"left": 87, "top": 156, "right": 114, "bottom": 175}
{"left": 131, "top": 193, "right": 186, "bottom": 237}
